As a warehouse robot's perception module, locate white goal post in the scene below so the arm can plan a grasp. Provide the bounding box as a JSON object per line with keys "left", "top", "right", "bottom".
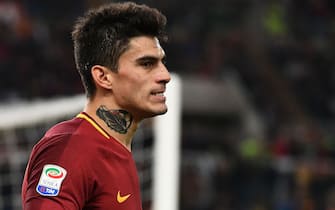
{"left": 0, "top": 73, "right": 182, "bottom": 210}
{"left": 153, "top": 73, "right": 182, "bottom": 210}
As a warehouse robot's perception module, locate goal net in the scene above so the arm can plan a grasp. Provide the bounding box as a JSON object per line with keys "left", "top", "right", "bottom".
{"left": 0, "top": 74, "right": 182, "bottom": 210}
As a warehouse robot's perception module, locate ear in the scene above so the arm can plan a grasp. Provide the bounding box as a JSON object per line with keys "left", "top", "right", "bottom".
{"left": 91, "top": 65, "right": 113, "bottom": 90}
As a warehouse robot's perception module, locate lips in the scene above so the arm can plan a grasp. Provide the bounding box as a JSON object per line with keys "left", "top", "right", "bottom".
{"left": 152, "top": 92, "right": 164, "bottom": 96}
{"left": 150, "top": 89, "right": 166, "bottom": 101}
{"left": 151, "top": 89, "right": 165, "bottom": 96}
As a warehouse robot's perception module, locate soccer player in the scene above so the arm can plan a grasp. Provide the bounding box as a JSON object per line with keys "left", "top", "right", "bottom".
{"left": 21, "top": 2, "right": 170, "bottom": 210}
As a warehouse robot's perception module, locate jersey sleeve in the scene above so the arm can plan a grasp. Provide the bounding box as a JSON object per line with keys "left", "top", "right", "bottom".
{"left": 22, "top": 135, "right": 95, "bottom": 210}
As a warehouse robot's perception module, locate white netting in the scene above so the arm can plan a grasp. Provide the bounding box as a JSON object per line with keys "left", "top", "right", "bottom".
{"left": 0, "top": 114, "right": 74, "bottom": 209}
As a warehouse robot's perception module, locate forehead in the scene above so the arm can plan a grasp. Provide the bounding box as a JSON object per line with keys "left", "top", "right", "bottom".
{"left": 123, "top": 36, "right": 165, "bottom": 59}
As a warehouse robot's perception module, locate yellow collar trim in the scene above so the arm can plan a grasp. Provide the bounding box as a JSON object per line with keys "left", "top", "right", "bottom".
{"left": 76, "top": 113, "right": 110, "bottom": 139}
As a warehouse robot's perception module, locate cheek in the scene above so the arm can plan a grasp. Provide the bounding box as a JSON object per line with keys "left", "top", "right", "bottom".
{"left": 121, "top": 81, "right": 146, "bottom": 102}
{"left": 134, "top": 86, "right": 149, "bottom": 101}
{"left": 115, "top": 72, "right": 149, "bottom": 103}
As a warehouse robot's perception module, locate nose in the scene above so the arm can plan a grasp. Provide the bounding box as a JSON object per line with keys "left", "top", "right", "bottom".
{"left": 157, "top": 63, "right": 171, "bottom": 84}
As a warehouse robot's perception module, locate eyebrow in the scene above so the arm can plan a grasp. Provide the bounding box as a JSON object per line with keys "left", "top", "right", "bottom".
{"left": 135, "top": 55, "right": 166, "bottom": 63}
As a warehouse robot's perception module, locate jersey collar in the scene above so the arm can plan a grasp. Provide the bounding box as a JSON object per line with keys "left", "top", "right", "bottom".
{"left": 76, "top": 112, "right": 110, "bottom": 139}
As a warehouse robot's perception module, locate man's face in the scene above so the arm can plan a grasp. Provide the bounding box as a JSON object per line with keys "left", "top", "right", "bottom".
{"left": 111, "top": 36, "right": 171, "bottom": 120}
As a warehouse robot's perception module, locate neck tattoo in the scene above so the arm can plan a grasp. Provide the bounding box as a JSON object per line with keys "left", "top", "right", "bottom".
{"left": 96, "top": 105, "right": 133, "bottom": 134}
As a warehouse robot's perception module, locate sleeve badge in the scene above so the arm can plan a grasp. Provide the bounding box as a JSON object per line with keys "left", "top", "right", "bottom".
{"left": 36, "top": 164, "right": 67, "bottom": 196}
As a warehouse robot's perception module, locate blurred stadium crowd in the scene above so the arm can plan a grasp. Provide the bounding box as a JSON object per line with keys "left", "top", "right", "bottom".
{"left": 1, "top": 0, "right": 335, "bottom": 209}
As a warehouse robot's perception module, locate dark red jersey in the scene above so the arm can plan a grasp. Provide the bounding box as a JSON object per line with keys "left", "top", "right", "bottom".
{"left": 22, "top": 112, "right": 142, "bottom": 210}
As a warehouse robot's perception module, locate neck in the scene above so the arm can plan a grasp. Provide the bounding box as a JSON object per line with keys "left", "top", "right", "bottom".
{"left": 96, "top": 105, "right": 133, "bottom": 134}
{"left": 84, "top": 102, "right": 139, "bottom": 151}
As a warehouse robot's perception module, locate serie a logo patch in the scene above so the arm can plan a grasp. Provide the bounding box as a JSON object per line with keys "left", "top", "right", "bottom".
{"left": 36, "top": 164, "right": 67, "bottom": 196}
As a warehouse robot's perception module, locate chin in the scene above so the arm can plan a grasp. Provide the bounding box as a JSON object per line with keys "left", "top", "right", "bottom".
{"left": 157, "top": 105, "right": 168, "bottom": 115}
{"left": 143, "top": 107, "right": 168, "bottom": 118}
{"left": 156, "top": 108, "right": 168, "bottom": 116}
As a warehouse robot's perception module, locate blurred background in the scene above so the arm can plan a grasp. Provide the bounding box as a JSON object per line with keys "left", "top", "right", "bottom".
{"left": 1, "top": 0, "right": 335, "bottom": 209}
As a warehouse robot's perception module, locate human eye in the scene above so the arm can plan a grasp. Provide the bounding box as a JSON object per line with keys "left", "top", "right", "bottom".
{"left": 141, "top": 60, "right": 155, "bottom": 68}
{"left": 137, "top": 57, "right": 158, "bottom": 69}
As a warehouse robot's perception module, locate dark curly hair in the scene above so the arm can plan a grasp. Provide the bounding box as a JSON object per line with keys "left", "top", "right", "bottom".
{"left": 72, "top": 2, "right": 167, "bottom": 98}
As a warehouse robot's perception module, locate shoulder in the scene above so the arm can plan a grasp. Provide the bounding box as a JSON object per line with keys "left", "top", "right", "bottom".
{"left": 45, "top": 117, "right": 85, "bottom": 139}
{"left": 26, "top": 118, "right": 98, "bottom": 186}
{"left": 31, "top": 117, "right": 99, "bottom": 163}
{"left": 39, "top": 116, "right": 102, "bottom": 147}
